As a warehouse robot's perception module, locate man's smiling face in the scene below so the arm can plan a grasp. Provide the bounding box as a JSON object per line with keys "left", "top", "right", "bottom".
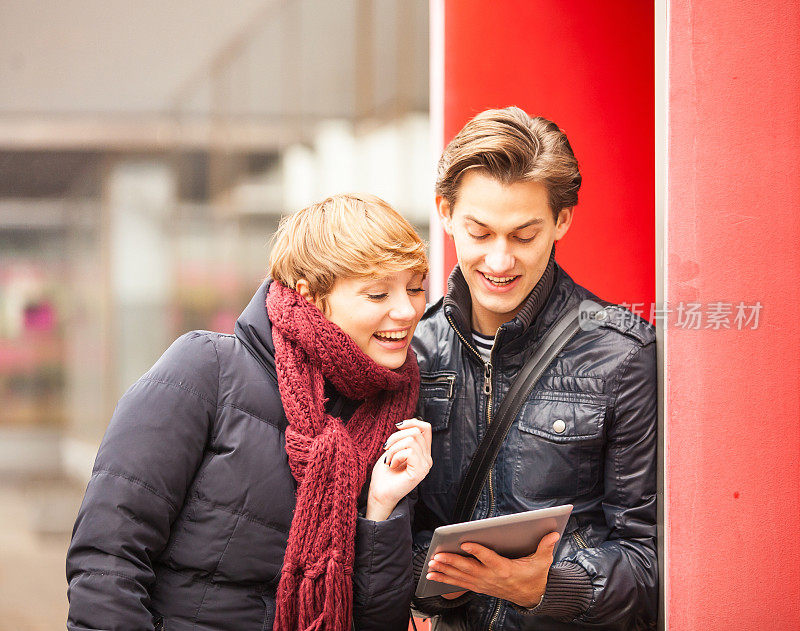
{"left": 438, "top": 170, "right": 573, "bottom": 335}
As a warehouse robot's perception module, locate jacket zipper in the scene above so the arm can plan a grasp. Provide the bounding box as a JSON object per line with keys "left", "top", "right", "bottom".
{"left": 484, "top": 340, "right": 500, "bottom": 631}
{"left": 485, "top": 360, "right": 495, "bottom": 515}
{"left": 488, "top": 600, "right": 502, "bottom": 630}
{"left": 572, "top": 529, "right": 589, "bottom": 549}
{"left": 484, "top": 342, "right": 502, "bottom": 631}
{"left": 446, "top": 314, "right": 503, "bottom": 631}
{"left": 444, "top": 314, "right": 497, "bottom": 519}
{"left": 420, "top": 373, "right": 456, "bottom": 399}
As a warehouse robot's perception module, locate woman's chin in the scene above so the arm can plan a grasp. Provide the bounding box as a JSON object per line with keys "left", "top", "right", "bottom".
{"left": 368, "top": 349, "right": 408, "bottom": 370}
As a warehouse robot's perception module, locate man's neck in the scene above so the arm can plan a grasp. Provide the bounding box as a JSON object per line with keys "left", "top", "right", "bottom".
{"left": 470, "top": 304, "right": 522, "bottom": 337}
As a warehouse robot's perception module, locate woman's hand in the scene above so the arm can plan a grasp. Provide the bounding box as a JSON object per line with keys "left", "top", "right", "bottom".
{"left": 366, "top": 418, "right": 432, "bottom": 521}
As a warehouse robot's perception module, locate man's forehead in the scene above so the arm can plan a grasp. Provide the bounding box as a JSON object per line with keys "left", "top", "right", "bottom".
{"left": 450, "top": 172, "right": 553, "bottom": 226}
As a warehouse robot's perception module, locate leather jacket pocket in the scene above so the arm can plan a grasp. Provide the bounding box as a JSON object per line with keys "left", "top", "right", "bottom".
{"left": 417, "top": 371, "right": 457, "bottom": 494}
{"left": 512, "top": 392, "right": 606, "bottom": 500}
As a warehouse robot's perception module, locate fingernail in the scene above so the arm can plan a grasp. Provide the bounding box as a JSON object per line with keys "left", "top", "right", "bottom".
{"left": 382, "top": 441, "right": 388, "bottom": 450}
{"left": 395, "top": 420, "right": 405, "bottom": 427}
{"left": 426, "top": 573, "right": 433, "bottom": 580}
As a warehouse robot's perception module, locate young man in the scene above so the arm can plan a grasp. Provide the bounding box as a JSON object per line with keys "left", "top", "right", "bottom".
{"left": 412, "top": 107, "right": 657, "bottom": 630}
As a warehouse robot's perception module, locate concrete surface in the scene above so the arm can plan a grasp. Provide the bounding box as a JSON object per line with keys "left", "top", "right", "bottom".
{"left": 0, "top": 476, "right": 82, "bottom": 631}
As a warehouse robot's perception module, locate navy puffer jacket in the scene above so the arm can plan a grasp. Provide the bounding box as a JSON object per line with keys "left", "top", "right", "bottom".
{"left": 66, "top": 281, "right": 415, "bottom": 631}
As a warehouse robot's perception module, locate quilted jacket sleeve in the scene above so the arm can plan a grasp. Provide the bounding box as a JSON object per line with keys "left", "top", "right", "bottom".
{"left": 66, "top": 332, "right": 218, "bottom": 631}
{"left": 352, "top": 493, "right": 417, "bottom": 630}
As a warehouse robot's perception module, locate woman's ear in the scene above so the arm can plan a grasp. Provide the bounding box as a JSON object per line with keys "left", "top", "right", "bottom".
{"left": 295, "top": 279, "right": 327, "bottom": 314}
{"left": 295, "top": 279, "right": 315, "bottom": 303}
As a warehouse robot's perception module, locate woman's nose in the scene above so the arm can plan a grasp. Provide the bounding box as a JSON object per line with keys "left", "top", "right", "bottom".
{"left": 389, "top": 294, "right": 417, "bottom": 322}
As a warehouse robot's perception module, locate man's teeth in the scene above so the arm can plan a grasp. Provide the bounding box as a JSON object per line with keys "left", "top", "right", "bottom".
{"left": 483, "top": 273, "right": 516, "bottom": 285}
{"left": 375, "top": 331, "right": 407, "bottom": 340}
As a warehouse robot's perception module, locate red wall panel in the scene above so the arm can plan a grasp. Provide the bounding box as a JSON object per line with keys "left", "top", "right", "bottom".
{"left": 437, "top": 2, "right": 800, "bottom": 628}
{"left": 440, "top": 0, "right": 654, "bottom": 309}
{"left": 666, "top": 1, "right": 800, "bottom": 628}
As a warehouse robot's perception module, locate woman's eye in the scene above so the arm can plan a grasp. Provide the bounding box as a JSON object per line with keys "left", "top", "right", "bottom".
{"left": 367, "top": 293, "right": 388, "bottom": 301}
{"left": 408, "top": 287, "right": 425, "bottom": 295}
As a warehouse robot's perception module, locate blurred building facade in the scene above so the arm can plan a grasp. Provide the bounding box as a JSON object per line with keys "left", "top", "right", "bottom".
{"left": 0, "top": 0, "right": 431, "bottom": 484}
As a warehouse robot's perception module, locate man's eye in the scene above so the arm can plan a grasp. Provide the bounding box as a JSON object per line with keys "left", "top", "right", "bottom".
{"left": 515, "top": 235, "right": 535, "bottom": 243}
{"left": 468, "top": 232, "right": 489, "bottom": 240}
{"left": 367, "top": 293, "right": 388, "bottom": 300}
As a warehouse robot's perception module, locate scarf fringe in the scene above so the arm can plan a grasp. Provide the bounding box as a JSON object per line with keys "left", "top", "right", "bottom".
{"left": 275, "top": 556, "right": 352, "bottom": 631}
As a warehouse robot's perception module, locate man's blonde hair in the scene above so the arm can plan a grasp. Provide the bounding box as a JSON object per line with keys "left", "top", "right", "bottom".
{"left": 269, "top": 193, "right": 428, "bottom": 306}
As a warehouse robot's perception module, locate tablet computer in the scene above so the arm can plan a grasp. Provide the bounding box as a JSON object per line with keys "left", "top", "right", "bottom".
{"left": 415, "top": 504, "right": 573, "bottom": 598}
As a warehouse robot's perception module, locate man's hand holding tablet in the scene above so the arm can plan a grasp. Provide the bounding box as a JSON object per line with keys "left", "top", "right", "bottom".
{"left": 427, "top": 531, "right": 562, "bottom": 607}
{"left": 416, "top": 504, "right": 572, "bottom": 606}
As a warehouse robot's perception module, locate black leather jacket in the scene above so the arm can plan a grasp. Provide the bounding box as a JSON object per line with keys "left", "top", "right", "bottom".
{"left": 411, "top": 265, "right": 657, "bottom": 630}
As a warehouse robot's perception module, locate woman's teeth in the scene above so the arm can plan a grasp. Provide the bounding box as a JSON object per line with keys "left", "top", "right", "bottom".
{"left": 374, "top": 331, "right": 407, "bottom": 341}
{"left": 482, "top": 272, "right": 517, "bottom": 285}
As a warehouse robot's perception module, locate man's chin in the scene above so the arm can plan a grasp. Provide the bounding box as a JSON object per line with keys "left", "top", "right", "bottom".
{"left": 474, "top": 294, "right": 526, "bottom": 324}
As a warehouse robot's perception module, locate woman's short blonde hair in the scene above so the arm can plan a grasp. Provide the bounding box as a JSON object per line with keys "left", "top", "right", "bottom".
{"left": 269, "top": 193, "right": 428, "bottom": 305}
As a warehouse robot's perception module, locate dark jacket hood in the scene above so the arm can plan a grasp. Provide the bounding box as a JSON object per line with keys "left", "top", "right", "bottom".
{"left": 234, "top": 279, "right": 277, "bottom": 382}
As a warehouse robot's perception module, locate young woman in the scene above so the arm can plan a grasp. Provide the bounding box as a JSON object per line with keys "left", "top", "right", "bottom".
{"left": 66, "top": 194, "right": 432, "bottom": 631}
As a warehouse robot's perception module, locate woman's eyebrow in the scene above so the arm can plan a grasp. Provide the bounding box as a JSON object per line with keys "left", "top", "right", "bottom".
{"left": 360, "top": 276, "right": 393, "bottom": 287}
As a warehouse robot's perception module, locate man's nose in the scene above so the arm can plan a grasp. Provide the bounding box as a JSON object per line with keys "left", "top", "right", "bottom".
{"left": 484, "top": 243, "right": 515, "bottom": 273}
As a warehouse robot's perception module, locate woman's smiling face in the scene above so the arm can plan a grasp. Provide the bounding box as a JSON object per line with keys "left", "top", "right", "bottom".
{"left": 302, "top": 270, "right": 427, "bottom": 370}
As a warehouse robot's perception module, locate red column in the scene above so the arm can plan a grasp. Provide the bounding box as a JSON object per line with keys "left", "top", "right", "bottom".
{"left": 432, "top": 2, "right": 800, "bottom": 628}
{"left": 665, "top": 1, "right": 800, "bottom": 629}
{"left": 434, "top": 0, "right": 654, "bottom": 307}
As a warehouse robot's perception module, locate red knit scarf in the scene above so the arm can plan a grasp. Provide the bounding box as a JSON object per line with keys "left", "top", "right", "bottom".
{"left": 266, "top": 281, "right": 420, "bottom": 631}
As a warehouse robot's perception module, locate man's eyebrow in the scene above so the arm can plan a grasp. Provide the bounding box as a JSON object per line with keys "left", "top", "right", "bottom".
{"left": 464, "top": 214, "right": 544, "bottom": 230}
{"left": 512, "top": 218, "right": 545, "bottom": 230}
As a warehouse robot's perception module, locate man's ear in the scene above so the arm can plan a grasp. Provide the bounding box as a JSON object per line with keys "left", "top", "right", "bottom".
{"left": 436, "top": 195, "right": 454, "bottom": 235}
{"left": 554, "top": 207, "right": 574, "bottom": 241}
{"left": 294, "top": 279, "right": 315, "bottom": 303}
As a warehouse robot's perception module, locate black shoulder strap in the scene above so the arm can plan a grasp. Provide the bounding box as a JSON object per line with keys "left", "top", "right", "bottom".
{"left": 452, "top": 305, "right": 586, "bottom": 523}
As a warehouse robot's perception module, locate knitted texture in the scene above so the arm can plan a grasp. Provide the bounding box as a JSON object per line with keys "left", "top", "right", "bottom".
{"left": 266, "top": 281, "right": 420, "bottom": 631}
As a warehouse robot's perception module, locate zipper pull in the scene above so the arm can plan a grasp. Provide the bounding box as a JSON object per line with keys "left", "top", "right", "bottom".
{"left": 483, "top": 363, "right": 492, "bottom": 396}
